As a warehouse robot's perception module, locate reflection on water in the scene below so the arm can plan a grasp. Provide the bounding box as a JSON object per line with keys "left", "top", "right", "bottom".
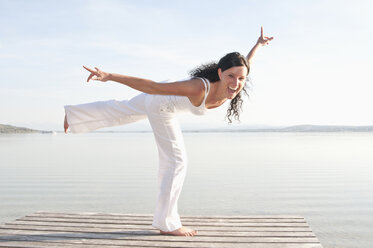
{"left": 0, "top": 132, "right": 372, "bottom": 248}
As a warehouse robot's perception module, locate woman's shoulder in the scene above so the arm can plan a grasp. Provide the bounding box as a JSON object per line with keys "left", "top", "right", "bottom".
{"left": 182, "top": 78, "right": 206, "bottom": 105}
{"left": 171, "top": 78, "right": 206, "bottom": 98}
{"left": 153, "top": 78, "right": 205, "bottom": 97}
{"left": 186, "top": 77, "right": 206, "bottom": 93}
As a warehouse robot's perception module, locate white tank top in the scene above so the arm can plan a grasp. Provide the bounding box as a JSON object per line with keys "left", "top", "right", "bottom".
{"left": 162, "top": 77, "right": 211, "bottom": 116}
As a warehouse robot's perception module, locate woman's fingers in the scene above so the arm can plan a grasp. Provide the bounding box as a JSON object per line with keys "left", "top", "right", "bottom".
{"left": 88, "top": 74, "right": 102, "bottom": 82}
{"left": 84, "top": 65, "right": 106, "bottom": 82}
{"left": 261, "top": 26, "right": 264, "bottom": 39}
{"left": 83, "top": 65, "right": 95, "bottom": 73}
{"left": 84, "top": 66, "right": 96, "bottom": 82}
{"left": 87, "top": 73, "right": 95, "bottom": 82}
{"left": 259, "top": 27, "right": 274, "bottom": 45}
{"left": 84, "top": 66, "right": 101, "bottom": 82}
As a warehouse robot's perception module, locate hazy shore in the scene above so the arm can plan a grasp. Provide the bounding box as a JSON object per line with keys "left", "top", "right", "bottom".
{"left": 0, "top": 124, "right": 52, "bottom": 134}
{"left": 2, "top": 123, "right": 373, "bottom": 134}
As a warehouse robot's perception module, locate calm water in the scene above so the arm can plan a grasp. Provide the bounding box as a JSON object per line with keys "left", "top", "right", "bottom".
{"left": 0, "top": 132, "right": 372, "bottom": 248}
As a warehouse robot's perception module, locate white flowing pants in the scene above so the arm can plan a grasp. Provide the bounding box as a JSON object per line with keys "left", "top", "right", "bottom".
{"left": 64, "top": 93, "right": 187, "bottom": 232}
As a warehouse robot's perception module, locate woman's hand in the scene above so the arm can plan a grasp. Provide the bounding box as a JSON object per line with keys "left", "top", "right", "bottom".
{"left": 256, "top": 26, "right": 274, "bottom": 46}
{"left": 246, "top": 26, "right": 274, "bottom": 64}
{"left": 83, "top": 66, "right": 111, "bottom": 82}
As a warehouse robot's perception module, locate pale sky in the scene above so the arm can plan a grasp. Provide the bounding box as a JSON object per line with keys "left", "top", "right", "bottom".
{"left": 1, "top": 0, "right": 372, "bottom": 131}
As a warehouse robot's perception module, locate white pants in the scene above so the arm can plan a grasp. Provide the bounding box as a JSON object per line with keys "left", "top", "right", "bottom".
{"left": 64, "top": 93, "right": 187, "bottom": 232}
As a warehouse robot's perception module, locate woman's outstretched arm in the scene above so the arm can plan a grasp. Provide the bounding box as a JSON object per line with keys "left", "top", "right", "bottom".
{"left": 246, "top": 27, "right": 274, "bottom": 65}
{"left": 83, "top": 66, "right": 203, "bottom": 97}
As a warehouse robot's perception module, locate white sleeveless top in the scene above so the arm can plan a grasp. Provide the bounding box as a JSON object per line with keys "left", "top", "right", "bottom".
{"left": 164, "top": 77, "right": 211, "bottom": 116}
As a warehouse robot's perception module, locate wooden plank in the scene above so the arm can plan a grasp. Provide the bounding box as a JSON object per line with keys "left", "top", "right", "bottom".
{"left": 0, "top": 230, "right": 319, "bottom": 245}
{"left": 0, "top": 226, "right": 317, "bottom": 240}
{"left": 1, "top": 224, "right": 316, "bottom": 237}
{"left": 6, "top": 221, "right": 313, "bottom": 232}
{"left": 0, "top": 226, "right": 321, "bottom": 242}
{"left": 0, "top": 234, "right": 322, "bottom": 248}
{"left": 15, "top": 217, "right": 310, "bottom": 227}
{"left": 34, "top": 211, "right": 305, "bottom": 219}
{"left": 0, "top": 241, "right": 157, "bottom": 248}
{"left": 27, "top": 213, "right": 307, "bottom": 223}
{"left": 0, "top": 240, "right": 323, "bottom": 248}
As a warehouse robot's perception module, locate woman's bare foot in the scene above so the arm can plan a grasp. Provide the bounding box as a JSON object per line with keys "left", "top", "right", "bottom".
{"left": 160, "top": 226, "right": 197, "bottom": 236}
{"left": 64, "top": 115, "right": 69, "bottom": 133}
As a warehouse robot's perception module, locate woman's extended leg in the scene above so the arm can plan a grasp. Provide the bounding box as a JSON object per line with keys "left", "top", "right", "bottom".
{"left": 64, "top": 93, "right": 148, "bottom": 133}
{"left": 145, "top": 94, "right": 197, "bottom": 236}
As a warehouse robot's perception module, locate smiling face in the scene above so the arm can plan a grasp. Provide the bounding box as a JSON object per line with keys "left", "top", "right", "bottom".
{"left": 218, "top": 66, "right": 248, "bottom": 100}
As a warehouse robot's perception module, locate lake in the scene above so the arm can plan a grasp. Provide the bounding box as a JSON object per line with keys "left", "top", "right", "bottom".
{"left": 0, "top": 132, "right": 372, "bottom": 248}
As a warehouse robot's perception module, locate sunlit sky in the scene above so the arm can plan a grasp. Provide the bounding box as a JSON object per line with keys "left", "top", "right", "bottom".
{"left": 1, "top": 0, "right": 372, "bottom": 131}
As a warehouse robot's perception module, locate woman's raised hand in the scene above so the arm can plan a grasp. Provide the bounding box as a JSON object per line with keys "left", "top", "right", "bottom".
{"left": 246, "top": 26, "right": 274, "bottom": 64}
{"left": 83, "top": 66, "right": 111, "bottom": 82}
{"left": 257, "top": 27, "right": 274, "bottom": 46}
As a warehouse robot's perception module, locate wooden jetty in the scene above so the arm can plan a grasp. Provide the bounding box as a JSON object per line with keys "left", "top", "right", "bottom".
{"left": 0, "top": 212, "right": 323, "bottom": 247}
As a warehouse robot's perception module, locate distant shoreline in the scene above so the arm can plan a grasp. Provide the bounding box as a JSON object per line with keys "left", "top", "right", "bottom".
{"left": 2, "top": 124, "right": 373, "bottom": 134}
{"left": 0, "top": 124, "right": 52, "bottom": 134}
{"left": 87, "top": 124, "right": 373, "bottom": 133}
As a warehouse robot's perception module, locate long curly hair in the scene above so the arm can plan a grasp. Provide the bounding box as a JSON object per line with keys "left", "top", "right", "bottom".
{"left": 189, "top": 52, "right": 250, "bottom": 123}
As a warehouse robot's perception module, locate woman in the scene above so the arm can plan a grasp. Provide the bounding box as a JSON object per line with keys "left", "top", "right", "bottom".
{"left": 64, "top": 27, "right": 273, "bottom": 236}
